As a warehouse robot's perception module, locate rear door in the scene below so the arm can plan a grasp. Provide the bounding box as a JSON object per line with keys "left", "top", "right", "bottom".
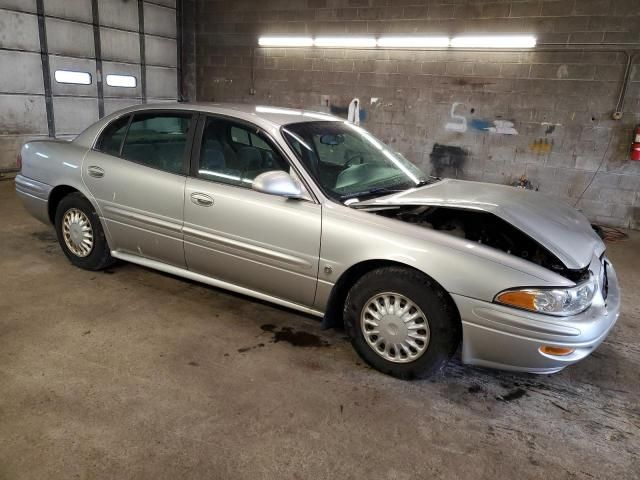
{"left": 83, "top": 110, "right": 196, "bottom": 267}
{"left": 183, "top": 115, "right": 321, "bottom": 307}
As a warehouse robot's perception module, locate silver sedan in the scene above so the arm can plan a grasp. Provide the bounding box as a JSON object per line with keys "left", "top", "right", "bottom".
{"left": 15, "top": 103, "right": 620, "bottom": 379}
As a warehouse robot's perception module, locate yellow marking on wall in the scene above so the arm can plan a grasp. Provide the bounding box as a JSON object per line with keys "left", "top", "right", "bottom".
{"left": 530, "top": 138, "right": 553, "bottom": 155}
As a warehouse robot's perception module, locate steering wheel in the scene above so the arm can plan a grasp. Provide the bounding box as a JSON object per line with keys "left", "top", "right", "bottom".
{"left": 343, "top": 153, "right": 365, "bottom": 169}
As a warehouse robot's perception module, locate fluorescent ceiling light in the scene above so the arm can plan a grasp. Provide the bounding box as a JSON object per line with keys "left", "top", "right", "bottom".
{"left": 377, "top": 36, "right": 450, "bottom": 48}
{"left": 255, "top": 106, "right": 302, "bottom": 115}
{"left": 450, "top": 35, "right": 536, "bottom": 48}
{"left": 54, "top": 70, "right": 91, "bottom": 85}
{"left": 258, "top": 36, "right": 313, "bottom": 47}
{"left": 258, "top": 34, "right": 537, "bottom": 50}
{"left": 314, "top": 37, "right": 376, "bottom": 48}
{"left": 106, "top": 74, "right": 137, "bottom": 88}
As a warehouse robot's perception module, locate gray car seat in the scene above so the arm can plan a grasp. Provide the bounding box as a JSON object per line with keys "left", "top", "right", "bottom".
{"left": 200, "top": 139, "right": 226, "bottom": 171}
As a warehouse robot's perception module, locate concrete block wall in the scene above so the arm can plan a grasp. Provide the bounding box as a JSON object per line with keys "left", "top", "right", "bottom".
{"left": 0, "top": 0, "right": 180, "bottom": 172}
{"left": 186, "top": 0, "right": 640, "bottom": 229}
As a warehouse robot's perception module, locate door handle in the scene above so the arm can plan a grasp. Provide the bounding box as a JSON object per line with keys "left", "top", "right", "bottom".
{"left": 190, "top": 192, "right": 214, "bottom": 207}
{"left": 87, "top": 166, "right": 104, "bottom": 178}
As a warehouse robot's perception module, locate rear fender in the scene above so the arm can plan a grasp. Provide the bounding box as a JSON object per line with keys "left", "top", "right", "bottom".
{"left": 19, "top": 140, "right": 107, "bottom": 239}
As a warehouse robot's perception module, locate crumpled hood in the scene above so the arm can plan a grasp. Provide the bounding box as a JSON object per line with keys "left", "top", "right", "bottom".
{"left": 355, "top": 179, "right": 604, "bottom": 270}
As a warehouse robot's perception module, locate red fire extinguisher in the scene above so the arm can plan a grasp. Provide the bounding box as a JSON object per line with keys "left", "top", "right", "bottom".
{"left": 631, "top": 125, "right": 640, "bottom": 161}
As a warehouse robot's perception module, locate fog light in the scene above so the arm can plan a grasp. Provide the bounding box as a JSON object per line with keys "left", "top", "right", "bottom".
{"left": 540, "top": 345, "right": 575, "bottom": 356}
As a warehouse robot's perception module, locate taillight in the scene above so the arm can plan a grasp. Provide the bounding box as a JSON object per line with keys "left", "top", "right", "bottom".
{"left": 16, "top": 152, "right": 22, "bottom": 171}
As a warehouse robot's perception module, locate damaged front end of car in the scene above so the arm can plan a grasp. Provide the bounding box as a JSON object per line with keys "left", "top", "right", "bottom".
{"left": 349, "top": 178, "right": 606, "bottom": 281}
{"left": 361, "top": 204, "right": 590, "bottom": 282}
{"left": 347, "top": 179, "right": 619, "bottom": 373}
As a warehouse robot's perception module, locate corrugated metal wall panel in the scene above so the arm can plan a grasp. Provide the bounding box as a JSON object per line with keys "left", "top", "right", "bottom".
{"left": 0, "top": 0, "right": 179, "bottom": 169}
{"left": 46, "top": 17, "right": 95, "bottom": 57}
{"left": 0, "top": 94, "right": 48, "bottom": 133}
{"left": 145, "top": 35, "right": 177, "bottom": 67}
{"left": 98, "top": 0, "right": 139, "bottom": 31}
{"left": 53, "top": 96, "right": 99, "bottom": 134}
{"left": 0, "top": 51, "right": 44, "bottom": 94}
{"left": 101, "top": 27, "right": 141, "bottom": 64}
{"left": 143, "top": 2, "right": 176, "bottom": 38}
{"left": 0, "top": 0, "right": 36, "bottom": 13}
{"left": 44, "top": 0, "right": 93, "bottom": 23}
{"left": 146, "top": 65, "right": 177, "bottom": 99}
{"left": 0, "top": 10, "right": 40, "bottom": 51}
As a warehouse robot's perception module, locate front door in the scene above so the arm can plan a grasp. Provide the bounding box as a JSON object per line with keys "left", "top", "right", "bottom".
{"left": 83, "top": 111, "right": 196, "bottom": 267}
{"left": 183, "top": 115, "right": 321, "bottom": 307}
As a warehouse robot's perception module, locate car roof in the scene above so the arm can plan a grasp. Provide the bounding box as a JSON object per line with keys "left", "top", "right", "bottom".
{"left": 74, "top": 102, "right": 344, "bottom": 147}
{"left": 185, "top": 102, "right": 343, "bottom": 126}
{"left": 127, "top": 102, "right": 342, "bottom": 127}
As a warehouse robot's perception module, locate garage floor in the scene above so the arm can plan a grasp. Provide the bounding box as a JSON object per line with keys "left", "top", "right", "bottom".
{"left": 1, "top": 177, "right": 638, "bottom": 479}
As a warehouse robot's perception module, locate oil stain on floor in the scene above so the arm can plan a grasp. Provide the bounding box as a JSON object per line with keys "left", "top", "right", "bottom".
{"left": 237, "top": 324, "right": 331, "bottom": 353}
{"left": 260, "top": 324, "right": 331, "bottom": 348}
{"left": 31, "top": 230, "right": 58, "bottom": 254}
{"left": 31, "top": 230, "right": 57, "bottom": 243}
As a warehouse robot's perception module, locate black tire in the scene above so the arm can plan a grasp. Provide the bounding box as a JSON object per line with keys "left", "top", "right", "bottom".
{"left": 344, "top": 266, "right": 460, "bottom": 380}
{"left": 54, "top": 192, "right": 114, "bottom": 271}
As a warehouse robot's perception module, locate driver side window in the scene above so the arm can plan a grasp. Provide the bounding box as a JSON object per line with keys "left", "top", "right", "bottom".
{"left": 197, "top": 117, "right": 289, "bottom": 188}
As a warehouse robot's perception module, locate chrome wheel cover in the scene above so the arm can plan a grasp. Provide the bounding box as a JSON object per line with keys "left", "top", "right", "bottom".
{"left": 360, "top": 292, "right": 430, "bottom": 363}
{"left": 62, "top": 208, "right": 94, "bottom": 257}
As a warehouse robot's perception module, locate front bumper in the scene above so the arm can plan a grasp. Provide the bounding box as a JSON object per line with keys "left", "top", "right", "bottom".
{"left": 453, "top": 258, "right": 620, "bottom": 374}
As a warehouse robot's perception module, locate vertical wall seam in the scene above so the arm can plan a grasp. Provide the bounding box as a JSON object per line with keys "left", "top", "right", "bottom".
{"left": 35, "top": 0, "right": 55, "bottom": 137}
{"left": 90, "top": 0, "right": 104, "bottom": 118}
{"left": 176, "top": 0, "right": 183, "bottom": 100}
{"left": 192, "top": 0, "right": 197, "bottom": 101}
{"left": 138, "top": 0, "right": 147, "bottom": 103}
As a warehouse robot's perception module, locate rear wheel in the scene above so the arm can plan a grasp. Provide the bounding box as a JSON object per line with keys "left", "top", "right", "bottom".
{"left": 54, "top": 192, "right": 114, "bottom": 270}
{"left": 344, "top": 266, "right": 460, "bottom": 380}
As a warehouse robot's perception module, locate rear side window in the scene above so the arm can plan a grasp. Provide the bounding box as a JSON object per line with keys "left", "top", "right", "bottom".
{"left": 96, "top": 115, "right": 130, "bottom": 156}
{"left": 121, "top": 113, "right": 192, "bottom": 175}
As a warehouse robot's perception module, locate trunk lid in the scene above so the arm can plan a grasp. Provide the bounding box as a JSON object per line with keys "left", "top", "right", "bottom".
{"left": 354, "top": 179, "right": 604, "bottom": 270}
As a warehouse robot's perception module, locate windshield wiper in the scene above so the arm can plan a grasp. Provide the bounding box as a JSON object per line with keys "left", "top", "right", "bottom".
{"left": 340, "top": 187, "right": 407, "bottom": 202}
{"left": 414, "top": 176, "right": 440, "bottom": 187}
{"left": 341, "top": 177, "right": 439, "bottom": 202}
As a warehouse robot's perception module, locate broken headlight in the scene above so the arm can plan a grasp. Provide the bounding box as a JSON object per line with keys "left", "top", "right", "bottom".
{"left": 495, "top": 275, "right": 597, "bottom": 317}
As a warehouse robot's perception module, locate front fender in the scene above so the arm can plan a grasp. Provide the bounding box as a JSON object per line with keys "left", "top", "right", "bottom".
{"left": 314, "top": 202, "right": 573, "bottom": 313}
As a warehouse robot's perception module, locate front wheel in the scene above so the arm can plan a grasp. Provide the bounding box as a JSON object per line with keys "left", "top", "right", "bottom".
{"left": 54, "top": 192, "right": 114, "bottom": 270}
{"left": 344, "top": 267, "right": 460, "bottom": 380}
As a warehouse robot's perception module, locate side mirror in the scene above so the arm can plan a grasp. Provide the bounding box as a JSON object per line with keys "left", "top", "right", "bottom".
{"left": 252, "top": 171, "right": 305, "bottom": 199}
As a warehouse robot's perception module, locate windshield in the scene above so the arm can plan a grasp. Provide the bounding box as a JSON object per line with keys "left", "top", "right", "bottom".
{"left": 282, "top": 121, "right": 436, "bottom": 202}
